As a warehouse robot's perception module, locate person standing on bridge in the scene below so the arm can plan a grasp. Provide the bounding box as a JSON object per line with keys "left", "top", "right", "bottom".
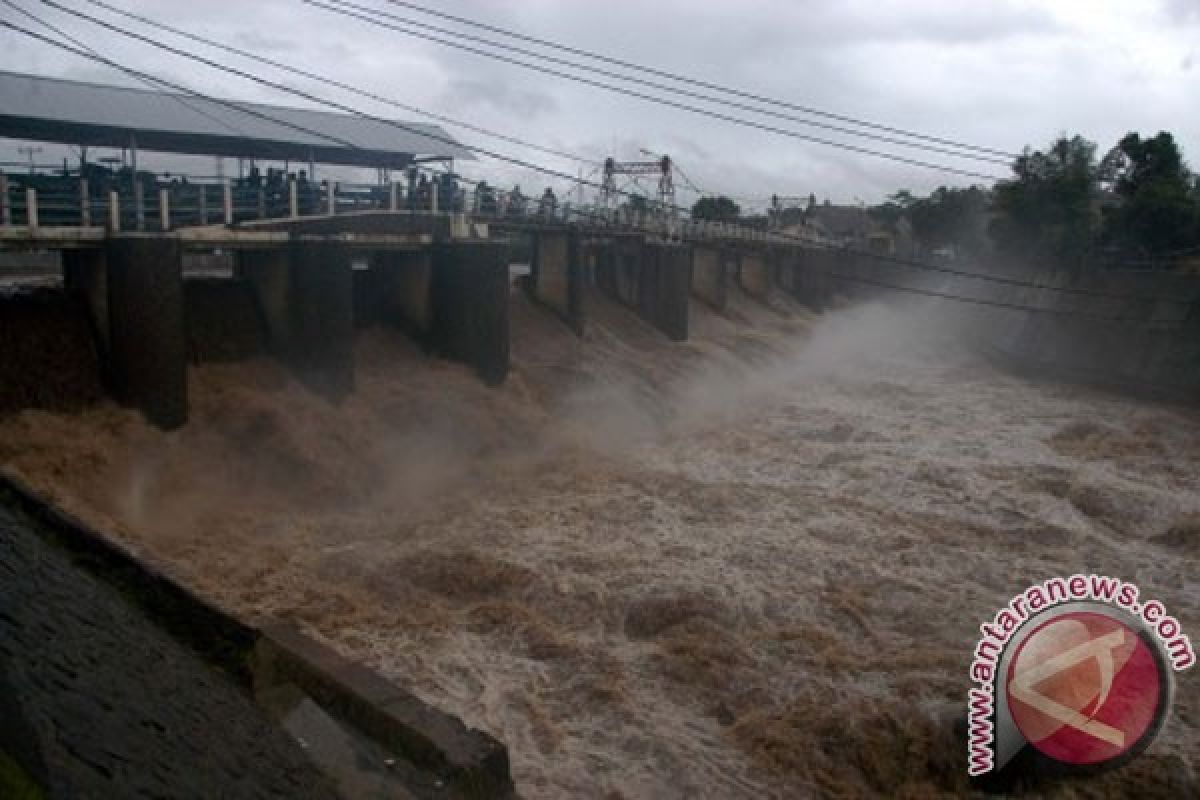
{"left": 508, "top": 185, "right": 526, "bottom": 217}
{"left": 538, "top": 187, "right": 558, "bottom": 218}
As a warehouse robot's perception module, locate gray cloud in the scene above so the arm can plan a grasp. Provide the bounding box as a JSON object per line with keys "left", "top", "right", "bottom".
{"left": 0, "top": 0, "right": 1197, "bottom": 207}
{"left": 1162, "top": 0, "right": 1200, "bottom": 23}
{"left": 439, "top": 78, "right": 558, "bottom": 120}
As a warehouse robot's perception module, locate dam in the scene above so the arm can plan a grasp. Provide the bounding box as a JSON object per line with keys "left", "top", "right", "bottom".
{"left": 2, "top": 74, "right": 1199, "bottom": 800}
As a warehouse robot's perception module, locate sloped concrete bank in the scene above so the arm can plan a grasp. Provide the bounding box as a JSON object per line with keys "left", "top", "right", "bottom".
{"left": 0, "top": 472, "right": 514, "bottom": 799}
{"left": 979, "top": 271, "right": 1200, "bottom": 400}
{"left": 921, "top": 266, "right": 1200, "bottom": 401}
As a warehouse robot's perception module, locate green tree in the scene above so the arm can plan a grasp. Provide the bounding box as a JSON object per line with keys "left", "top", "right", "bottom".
{"left": 868, "top": 189, "right": 920, "bottom": 235}
{"left": 691, "top": 195, "right": 741, "bottom": 222}
{"left": 989, "top": 135, "right": 1100, "bottom": 268}
{"left": 909, "top": 186, "right": 990, "bottom": 255}
{"left": 1101, "top": 132, "right": 1200, "bottom": 255}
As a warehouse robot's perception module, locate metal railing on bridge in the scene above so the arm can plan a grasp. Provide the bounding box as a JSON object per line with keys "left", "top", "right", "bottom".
{"left": 0, "top": 169, "right": 825, "bottom": 248}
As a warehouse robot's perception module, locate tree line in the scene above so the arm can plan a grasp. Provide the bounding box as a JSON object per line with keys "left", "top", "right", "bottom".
{"left": 691, "top": 131, "right": 1200, "bottom": 271}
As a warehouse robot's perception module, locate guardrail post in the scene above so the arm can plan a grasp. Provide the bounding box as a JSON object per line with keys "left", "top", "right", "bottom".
{"left": 223, "top": 179, "right": 233, "bottom": 225}
{"left": 389, "top": 180, "right": 399, "bottom": 211}
{"left": 160, "top": 187, "right": 171, "bottom": 231}
{"left": 80, "top": 178, "right": 90, "bottom": 227}
{"left": 289, "top": 178, "right": 299, "bottom": 219}
{"left": 26, "top": 188, "right": 38, "bottom": 231}
{"left": 0, "top": 172, "right": 10, "bottom": 227}
{"left": 326, "top": 181, "right": 335, "bottom": 215}
{"left": 431, "top": 181, "right": 439, "bottom": 214}
{"left": 108, "top": 190, "right": 120, "bottom": 232}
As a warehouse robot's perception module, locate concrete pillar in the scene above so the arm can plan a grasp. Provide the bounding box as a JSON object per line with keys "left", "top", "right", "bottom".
{"left": 690, "top": 245, "right": 729, "bottom": 311}
{"left": 738, "top": 250, "right": 772, "bottom": 303}
{"left": 614, "top": 240, "right": 639, "bottom": 307}
{"left": 640, "top": 242, "right": 691, "bottom": 341}
{"left": 289, "top": 179, "right": 299, "bottom": 219}
{"left": 108, "top": 191, "right": 120, "bottom": 232}
{"left": 287, "top": 239, "right": 355, "bottom": 398}
{"left": 159, "top": 188, "right": 171, "bottom": 231}
{"left": 530, "top": 230, "right": 584, "bottom": 334}
{"left": 25, "top": 189, "right": 37, "bottom": 230}
{"left": 223, "top": 179, "right": 233, "bottom": 225}
{"left": 772, "top": 249, "right": 791, "bottom": 292}
{"left": 0, "top": 172, "right": 9, "bottom": 227}
{"left": 807, "top": 248, "right": 843, "bottom": 307}
{"left": 198, "top": 183, "right": 207, "bottom": 225}
{"left": 430, "top": 242, "right": 509, "bottom": 385}
{"left": 135, "top": 180, "right": 145, "bottom": 232}
{"left": 62, "top": 248, "right": 109, "bottom": 355}
{"left": 591, "top": 238, "right": 630, "bottom": 308}
{"left": 595, "top": 239, "right": 690, "bottom": 340}
{"left": 104, "top": 236, "right": 187, "bottom": 429}
{"left": 79, "top": 179, "right": 90, "bottom": 227}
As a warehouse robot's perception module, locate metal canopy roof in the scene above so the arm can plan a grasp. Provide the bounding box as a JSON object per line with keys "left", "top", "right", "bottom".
{"left": 0, "top": 70, "right": 473, "bottom": 169}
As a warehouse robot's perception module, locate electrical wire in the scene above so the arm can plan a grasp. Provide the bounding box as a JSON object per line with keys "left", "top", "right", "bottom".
{"left": 375, "top": 0, "right": 1018, "bottom": 160}
{"left": 299, "top": 0, "right": 1004, "bottom": 181}
{"left": 75, "top": 0, "right": 595, "bottom": 169}
{"left": 307, "top": 0, "right": 1009, "bottom": 166}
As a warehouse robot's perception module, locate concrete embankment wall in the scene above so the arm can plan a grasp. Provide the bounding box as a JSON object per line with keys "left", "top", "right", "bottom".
{"left": 0, "top": 474, "right": 516, "bottom": 799}
{"left": 937, "top": 267, "right": 1200, "bottom": 400}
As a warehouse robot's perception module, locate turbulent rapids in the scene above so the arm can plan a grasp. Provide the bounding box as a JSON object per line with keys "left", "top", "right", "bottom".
{"left": 1, "top": 284, "right": 1198, "bottom": 798}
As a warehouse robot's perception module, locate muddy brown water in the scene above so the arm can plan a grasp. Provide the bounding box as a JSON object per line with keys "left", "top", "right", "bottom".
{"left": 1, "top": 286, "right": 1197, "bottom": 798}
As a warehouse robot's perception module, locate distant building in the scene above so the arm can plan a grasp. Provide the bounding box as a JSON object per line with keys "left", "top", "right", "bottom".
{"left": 804, "top": 203, "right": 908, "bottom": 254}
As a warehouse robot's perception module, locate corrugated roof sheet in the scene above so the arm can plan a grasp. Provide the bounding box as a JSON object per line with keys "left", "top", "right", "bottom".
{"left": 0, "top": 70, "right": 473, "bottom": 167}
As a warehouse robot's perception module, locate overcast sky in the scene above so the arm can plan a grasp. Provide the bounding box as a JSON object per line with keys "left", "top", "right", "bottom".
{"left": 1, "top": 0, "right": 1197, "bottom": 209}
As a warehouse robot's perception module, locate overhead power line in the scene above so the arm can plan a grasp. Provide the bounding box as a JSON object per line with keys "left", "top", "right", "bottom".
{"left": 23, "top": 3, "right": 633, "bottom": 197}
{"left": 6, "top": 6, "right": 1187, "bottom": 310}
{"left": 375, "top": 0, "right": 1019, "bottom": 161}
{"left": 75, "top": 0, "right": 595, "bottom": 168}
{"left": 823, "top": 272, "right": 1167, "bottom": 322}
{"left": 305, "top": 0, "right": 1009, "bottom": 166}
{"left": 65, "top": 0, "right": 767, "bottom": 206}
{"left": 300, "top": 0, "right": 1004, "bottom": 181}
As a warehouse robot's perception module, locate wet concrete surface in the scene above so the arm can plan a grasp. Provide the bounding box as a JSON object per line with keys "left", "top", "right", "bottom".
{"left": 0, "top": 502, "right": 340, "bottom": 800}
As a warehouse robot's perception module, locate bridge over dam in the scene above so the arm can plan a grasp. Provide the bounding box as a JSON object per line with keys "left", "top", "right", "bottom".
{"left": 0, "top": 195, "right": 873, "bottom": 430}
